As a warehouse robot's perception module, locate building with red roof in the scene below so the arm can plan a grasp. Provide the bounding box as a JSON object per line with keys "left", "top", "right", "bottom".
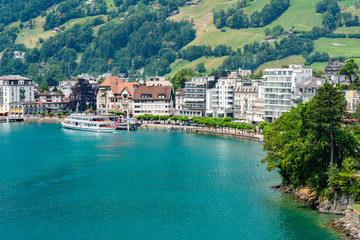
{"left": 96, "top": 76, "right": 139, "bottom": 115}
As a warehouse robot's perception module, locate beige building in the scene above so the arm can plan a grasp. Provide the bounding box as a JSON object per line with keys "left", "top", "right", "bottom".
{"left": 234, "top": 80, "right": 264, "bottom": 124}
{"left": 146, "top": 76, "right": 172, "bottom": 87}
{"left": 96, "top": 76, "right": 139, "bottom": 115}
{"left": 345, "top": 90, "right": 359, "bottom": 113}
{"left": 132, "top": 86, "right": 174, "bottom": 117}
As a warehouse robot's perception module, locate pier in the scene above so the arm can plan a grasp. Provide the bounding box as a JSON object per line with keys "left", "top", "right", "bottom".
{"left": 0, "top": 116, "right": 24, "bottom": 123}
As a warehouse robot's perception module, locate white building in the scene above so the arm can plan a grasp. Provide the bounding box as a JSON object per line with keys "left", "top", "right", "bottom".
{"left": 206, "top": 78, "right": 236, "bottom": 118}
{"left": 132, "top": 86, "right": 174, "bottom": 117}
{"left": 180, "top": 77, "right": 215, "bottom": 117}
{"left": 262, "top": 65, "right": 312, "bottom": 122}
{"left": 175, "top": 88, "right": 185, "bottom": 116}
{"left": 58, "top": 79, "right": 79, "bottom": 98}
{"left": 0, "top": 75, "right": 35, "bottom": 115}
{"left": 234, "top": 80, "right": 264, "bottom": 124}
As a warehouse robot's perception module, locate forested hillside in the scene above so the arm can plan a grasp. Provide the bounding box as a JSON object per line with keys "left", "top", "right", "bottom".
{"left": 0, "top": 0, "right": 359, "bottom": 87}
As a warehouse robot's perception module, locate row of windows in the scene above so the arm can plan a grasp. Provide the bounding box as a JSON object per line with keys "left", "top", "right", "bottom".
{"left": 135, "top": 110, "right": 169, "bottom": 113}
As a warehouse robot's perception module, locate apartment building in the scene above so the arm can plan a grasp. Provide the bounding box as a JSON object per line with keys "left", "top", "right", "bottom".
{"left": 132, "top": 86, "right": 174, "bottom": 117}
{"left": 206, "top": 78, "right": 236, "bottom": 118}
{"left": 262, "top": 65, "right": 312, "bottom": 122}
{"left": 180, "top": 77, "right": 215, "bottom": 117}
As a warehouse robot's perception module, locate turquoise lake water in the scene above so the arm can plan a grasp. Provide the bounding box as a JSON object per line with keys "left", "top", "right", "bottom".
{"left": 0, "top": 123, "right": 342, "bottom": 239}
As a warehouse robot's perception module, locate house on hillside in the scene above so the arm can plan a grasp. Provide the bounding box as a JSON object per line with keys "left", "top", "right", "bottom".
{"left": 264, "top": 35, "right": 274, "bottom": 41}
{"left": 13, "top": 51, "right": 25, "bottom": 59}
{"left": 325, "top": 58, "right": 346, "bottom": 83}
{"left": 171, "top": 10, "right": 180, "bottom": 16}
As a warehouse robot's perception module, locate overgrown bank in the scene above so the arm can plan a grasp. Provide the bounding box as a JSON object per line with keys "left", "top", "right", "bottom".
{"left": 261, "top": 83, "right": 360, "bottom": 238}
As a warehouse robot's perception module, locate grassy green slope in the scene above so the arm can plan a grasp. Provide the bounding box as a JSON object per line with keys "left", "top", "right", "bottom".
{"left": 168, "top": 0, "right": 327, "bottom": 76}
{"left": 314, "top": 38, "right": 360, "bottom": 58}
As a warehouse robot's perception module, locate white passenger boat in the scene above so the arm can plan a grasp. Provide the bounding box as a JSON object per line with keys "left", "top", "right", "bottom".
{"left": 61, "top": 114, "right": 116, "bottom": 132}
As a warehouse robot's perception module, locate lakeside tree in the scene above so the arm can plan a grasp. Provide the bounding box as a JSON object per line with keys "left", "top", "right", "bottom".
{"left": 170, "top": 68, "right": 196, "bottom": 92}
{"left": 68, "top": 79, "right": 96, "bottom": 112}
{"left": 261, "top": 83, "right": 360, "bottom": 199}
{"left": 338, "top": 59, "right": 359, "bottom": 84}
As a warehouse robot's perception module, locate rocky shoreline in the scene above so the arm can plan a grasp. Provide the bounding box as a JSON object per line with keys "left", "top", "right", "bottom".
{"left": 275, "top": 185, "right": 360, "bottom": 239}
{"left": 332, "top": 208, "right": 360, "bottom": 239}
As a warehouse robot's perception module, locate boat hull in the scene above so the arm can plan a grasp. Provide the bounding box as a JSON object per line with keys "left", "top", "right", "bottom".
{"left": 61, "top": 123, "right": 116, "bottom": 133}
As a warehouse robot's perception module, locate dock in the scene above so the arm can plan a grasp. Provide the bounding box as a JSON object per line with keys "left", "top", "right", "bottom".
{"left": 116, "top": 123, "right": 137, "bottom": 131}
{"left": 0, "top": 117, "right": 24, "bottom": 123}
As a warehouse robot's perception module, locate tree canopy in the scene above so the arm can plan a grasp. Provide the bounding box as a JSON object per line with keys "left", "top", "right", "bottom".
{"left": 261, "top": 83, "right": 360, "bottom": 200}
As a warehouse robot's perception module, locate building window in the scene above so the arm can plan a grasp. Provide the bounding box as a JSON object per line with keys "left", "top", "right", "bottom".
{"left": 141, "top": 94, "right": 152, "bottom": 98}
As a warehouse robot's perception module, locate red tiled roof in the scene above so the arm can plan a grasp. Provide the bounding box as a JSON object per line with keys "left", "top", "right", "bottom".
{"left": 98, "top": 76, "right": 139, "bottom": 97}
{"left": 133, "top": 86, "right": 173, "bottom": 100}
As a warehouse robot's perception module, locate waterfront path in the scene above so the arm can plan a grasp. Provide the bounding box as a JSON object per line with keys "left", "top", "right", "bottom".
{"left": 139, "top": 123, "right": 263, "bottom": 142}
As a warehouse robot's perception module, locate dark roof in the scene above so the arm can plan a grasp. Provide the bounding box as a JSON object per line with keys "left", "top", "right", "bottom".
{"left": 133, "top": 86, "right": 173, "bottom": 100}
{"left": 175, "top": 88, "right": 185, "bottom": 96}
{"left": 297, "top": 76, "right": 325, "bottom": 88}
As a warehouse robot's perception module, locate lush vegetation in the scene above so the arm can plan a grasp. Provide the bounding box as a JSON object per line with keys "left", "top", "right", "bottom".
{"left": 137, "top": 114, "right": 257, "bottom": 132}
{"left": 220, "top": 35, "right": 314, "bottom": 71}
{"left": 261, "top": 83, "right": 360, "bottom": 201}
{"left": 213, "top": 0, "right": 290, "bottom": 29}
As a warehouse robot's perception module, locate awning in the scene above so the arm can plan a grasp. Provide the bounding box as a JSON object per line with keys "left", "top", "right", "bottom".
{"left": 0, "top": 111, "right": 8, "bottom": 114}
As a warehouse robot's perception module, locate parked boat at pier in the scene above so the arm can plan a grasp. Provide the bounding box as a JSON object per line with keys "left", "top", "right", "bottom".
{"left": 61, "top": 114, "right": 116, "bottom": 132}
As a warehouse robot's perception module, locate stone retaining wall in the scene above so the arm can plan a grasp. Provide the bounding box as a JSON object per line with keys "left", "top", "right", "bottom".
{"left": 139, "top": 124, "right": 262, "bottom": 142}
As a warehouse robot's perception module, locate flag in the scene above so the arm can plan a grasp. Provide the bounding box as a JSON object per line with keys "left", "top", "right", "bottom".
{"left": 114, "top": 101, "right": 119, "bottom": 110}
{"left": 38, "top": 100, "right": 42, "bottom": 106}
{"left": 114, "top": 116, "right": 117, "bottom": 128}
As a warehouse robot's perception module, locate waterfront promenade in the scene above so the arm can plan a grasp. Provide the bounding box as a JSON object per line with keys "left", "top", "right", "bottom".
{"left": 1, "top": 116, "right": 263, "bottom": 141}
{"left": 140, "top": 123, "right": 263, "bottom": 142}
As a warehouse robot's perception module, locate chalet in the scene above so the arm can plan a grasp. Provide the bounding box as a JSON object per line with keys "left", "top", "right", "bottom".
{"left": 151, "top": 2, "right": 161, "bottom": 9}
{"left": 52, "top": 27, "right": 60, "bottom": 33}
{"left": 39, "top": 62, "right": 46, "bottom": 68}
{"left": 264, "top": 35, "right": 274, "bottom": 41}
{"left": 171, "top": 10, "right": 180, "bottom": 16}
{"left": 96, "top": 76, "right": 139, "bottom": 115}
